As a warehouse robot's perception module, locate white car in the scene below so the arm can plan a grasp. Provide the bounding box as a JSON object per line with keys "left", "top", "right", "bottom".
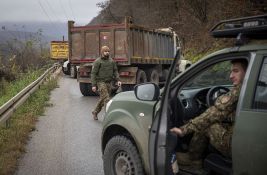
{"left": 62, "top": 60, "right": 70, "bottom": 75}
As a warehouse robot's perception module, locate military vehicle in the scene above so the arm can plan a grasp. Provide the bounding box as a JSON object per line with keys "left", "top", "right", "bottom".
{"left": 101, "top": 15, "right": 267, "bottom": 175}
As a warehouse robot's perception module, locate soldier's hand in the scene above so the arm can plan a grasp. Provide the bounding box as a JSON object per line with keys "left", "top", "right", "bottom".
{"left": 117, "top": 81, "right": 122, "bottom": 87}
{"left": 170, "top": 127, "right": 185, "bottom": 137}
{"left": 92, "top": 86, "right": 97, "bottom": 92}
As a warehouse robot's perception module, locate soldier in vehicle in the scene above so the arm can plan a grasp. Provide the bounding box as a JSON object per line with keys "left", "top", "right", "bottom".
{"left": 171, "top": 59, "right": 248, "bottom": 167}
{"left": 91, "top": 46, "right": 121, "bottom": 120}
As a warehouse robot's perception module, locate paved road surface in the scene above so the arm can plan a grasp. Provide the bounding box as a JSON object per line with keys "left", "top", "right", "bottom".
{"left": 15, "top": 74, "right": 105, "bottom": 175}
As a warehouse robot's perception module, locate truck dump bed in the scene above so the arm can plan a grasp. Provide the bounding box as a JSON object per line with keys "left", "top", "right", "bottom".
{"left": 68, "top": 18, "right": 176, "bottom": 66}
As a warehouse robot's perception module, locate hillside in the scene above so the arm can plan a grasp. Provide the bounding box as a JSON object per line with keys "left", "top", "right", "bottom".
{"left": 90, "top": 0, "right": 267, "bottom": 61}
{"left": 0, "top": 31, "right": 54, "bottom": 45}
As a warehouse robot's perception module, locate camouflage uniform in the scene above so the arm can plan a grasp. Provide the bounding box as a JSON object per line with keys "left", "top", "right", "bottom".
{"left": 91, "top": 56, "right": 119, "bottom": 115}
{"left": 181, "top": 85, "right": 241, "bottom": 158}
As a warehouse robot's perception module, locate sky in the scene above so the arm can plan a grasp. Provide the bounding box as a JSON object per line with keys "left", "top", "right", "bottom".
{"left": 0, "top": 0, "right": 103, "bottom": 25}
{"left": 0, "top": 0, "right": 104, "bottom": 39}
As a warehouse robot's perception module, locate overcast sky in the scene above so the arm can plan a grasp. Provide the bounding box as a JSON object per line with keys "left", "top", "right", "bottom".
{"left": 0, "top": 0, "right": 103, "bottom": 25}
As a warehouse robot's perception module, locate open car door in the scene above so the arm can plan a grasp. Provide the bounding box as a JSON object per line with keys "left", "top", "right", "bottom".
{"left": 149, "top": 49, "right": 181, "bottom": 175}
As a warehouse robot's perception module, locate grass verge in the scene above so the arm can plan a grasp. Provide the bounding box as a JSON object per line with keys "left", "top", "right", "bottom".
{"left": 0, "top": 77, "right": 58, "bottom": 175}
{"left": 0, "top": 69, "right": 46, "bottom": 106}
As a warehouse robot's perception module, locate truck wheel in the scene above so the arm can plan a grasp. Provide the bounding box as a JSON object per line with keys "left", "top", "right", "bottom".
{"left": 103, "top": 136, "right": 144, "bottom": 175}
{"left": 136, "top": 69, "right": 147, "bottom": 84}
{"left": 70, "top": 65, "right": 77, "bottom": 78}
{"left": 160, "top": 69, "right": 169, "bottom": 82}
{"left": 79, "top": 82, "right": 98, "bottom": 96}
{"left": 147, "top": 69, "right": 159, "bottom": 85}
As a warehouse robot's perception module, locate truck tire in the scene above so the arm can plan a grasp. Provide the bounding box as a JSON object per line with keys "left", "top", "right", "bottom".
{"left": 160, "top": 69, "right": 169, "bottom": 82}
{"left": 103, "top": 136, "right": 144, "bottom": 175}
{"left": 79, "top": 82, "right": 98, "bottom": 96}
{"left": 136, "top": 69, "right": 147, "bottom": 84}
{"left": 70, "top": 65, "right": 77, "bottom": 78}
{"left": 147, "top": 68, "right": 159, "bottom": 85}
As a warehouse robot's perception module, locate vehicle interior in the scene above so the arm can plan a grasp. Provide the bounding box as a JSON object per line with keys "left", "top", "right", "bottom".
{"left": 165, "top": 14, "right": 267, "bottom": 175}
{"left": 168, "top": 57, "right": 249, "bottom": 175}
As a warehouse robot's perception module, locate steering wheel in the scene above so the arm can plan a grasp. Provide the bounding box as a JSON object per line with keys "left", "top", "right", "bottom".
{"left": 206, "top": 86, "right": 230, "bottom": 107}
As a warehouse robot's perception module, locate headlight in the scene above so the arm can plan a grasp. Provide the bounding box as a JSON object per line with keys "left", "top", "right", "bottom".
{"left": 105, "top": 99, "right": 113, "bottom": 113}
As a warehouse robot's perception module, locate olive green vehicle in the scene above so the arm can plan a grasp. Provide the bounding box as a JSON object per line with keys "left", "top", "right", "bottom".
{"left": 101, "top": 15, "right": 267, "bottom": 175}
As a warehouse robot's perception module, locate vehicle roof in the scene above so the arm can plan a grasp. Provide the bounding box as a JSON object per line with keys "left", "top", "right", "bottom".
{"left": 202, "top": 41, "right": 267, "bottom": 60}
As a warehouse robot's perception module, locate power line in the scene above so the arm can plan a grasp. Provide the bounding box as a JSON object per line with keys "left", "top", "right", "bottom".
{"left": 43, "top": 0, "right": 67, "bottom": 31}
{"left": 38, "top": 0, "right": 62, "bottom": 36}
{"left": 59, "top": 0, "right": 70, "bottom": 21}
{"left": 68, "top": 0, "right": 76, "bottom": 21}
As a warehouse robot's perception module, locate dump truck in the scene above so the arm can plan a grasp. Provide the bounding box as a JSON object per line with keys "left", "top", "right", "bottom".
{"left": 68, "top": 17, "right": 191, "bottom": 96}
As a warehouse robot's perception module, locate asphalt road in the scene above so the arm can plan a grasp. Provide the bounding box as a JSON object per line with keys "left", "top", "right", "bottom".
{"left": 15, "top": 74, "right": 105, "bottom": 175}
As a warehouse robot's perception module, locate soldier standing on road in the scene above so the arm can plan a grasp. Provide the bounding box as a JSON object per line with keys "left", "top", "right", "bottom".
{"left": 171, "top": 59, "right": 248, "bottom": 167}
{"left": 91, "top": 46, "right": 121, "bottom": 120}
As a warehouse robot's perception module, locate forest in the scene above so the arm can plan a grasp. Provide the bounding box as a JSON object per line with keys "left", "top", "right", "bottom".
{"left": 91, "top": 0, "right": 266, "bottom": 61}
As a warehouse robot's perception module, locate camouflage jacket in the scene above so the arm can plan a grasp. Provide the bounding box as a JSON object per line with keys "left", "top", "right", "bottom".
{"left": 91, "top": 57, "right": 119, "bottom": 86}
{"left": 181, "top": 85, "right": 241, "bottom": 134}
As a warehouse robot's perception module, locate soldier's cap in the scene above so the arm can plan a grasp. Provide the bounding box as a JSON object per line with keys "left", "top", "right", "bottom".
{"left": 101, "top": 46, "right": 110, "bottom": 54}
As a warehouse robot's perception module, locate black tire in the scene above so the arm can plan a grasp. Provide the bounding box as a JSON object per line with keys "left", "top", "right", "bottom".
{"left": 136, "top": 69, "right": 147, "bottom": 84}
{"left": 147, "top": 68, "right": 159, "bottom": 85}
{"left": 103, "top": 136, "right": 144, "bottom": 175}
{"left": 79, "top": 82, "right": 98, "bottom": 96}
{"left": 70, "top": 65, "right": 77, "bottom": 78}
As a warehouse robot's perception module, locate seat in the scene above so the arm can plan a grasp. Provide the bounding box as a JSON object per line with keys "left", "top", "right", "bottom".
{"left": 204, "top": 153, "right": 232, "bottom": 175}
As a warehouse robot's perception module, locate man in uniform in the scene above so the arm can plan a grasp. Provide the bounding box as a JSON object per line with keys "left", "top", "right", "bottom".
{"left": 91, "top": 46, "right": 121, "bottom": 120}
{"left": 171, "top": 59, "right": 248, "bottom": 167}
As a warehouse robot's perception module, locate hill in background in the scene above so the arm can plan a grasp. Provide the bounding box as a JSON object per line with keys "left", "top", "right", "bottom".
{"left": 90, "top": 0, "right": 267, "bottom": 61}
{"left": 0, "top": 21, "right": 67, "bottom": 42}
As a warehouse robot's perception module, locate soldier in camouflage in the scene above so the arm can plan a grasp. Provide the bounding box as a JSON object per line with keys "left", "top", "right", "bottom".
{"left": 171, "top": 59, "right": 248, "bottom": 167}
{"left": 91, "top": 46, "right": 121, "bottom": 120}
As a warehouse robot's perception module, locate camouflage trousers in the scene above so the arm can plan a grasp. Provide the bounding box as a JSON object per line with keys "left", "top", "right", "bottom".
{"left": 93, "top": 82, "right": 112, "bottom": 114}
{"left": 188, "top": 123, "right": 232, "bottom": 159}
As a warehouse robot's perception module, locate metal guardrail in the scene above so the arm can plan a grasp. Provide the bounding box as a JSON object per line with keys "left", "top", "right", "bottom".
{"left": 0, "top": 65, "right": 58, "bottom": 126}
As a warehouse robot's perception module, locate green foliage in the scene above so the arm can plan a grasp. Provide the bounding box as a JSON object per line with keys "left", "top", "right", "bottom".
{"left": 0, "top": 27, "right": 52, "bottom": 79}
{"left": 0, "top": 69, "right": 45, "bottom": 106}
{"left": 185, "top": 48, "right": 218, "bottom": 63}
{"left": 0, "top": 78, "right": 58, "bottom": 175}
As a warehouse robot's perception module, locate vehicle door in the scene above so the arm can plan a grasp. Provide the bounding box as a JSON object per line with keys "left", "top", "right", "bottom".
{"left": 149, "top": 51, "right": 251, "bottom": 175}
{"left": 148, "top": 50, "right": 181, "bottom": 175}
{"left": 232, "top": 53, "right": 267, "bottom": 175}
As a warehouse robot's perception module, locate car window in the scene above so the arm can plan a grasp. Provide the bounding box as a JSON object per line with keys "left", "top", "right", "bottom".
{"left": 253, "top": 57, "right": 267, "bottom": 110}
{"left": 182, "top": 60, "right": 232, "bottom": 89}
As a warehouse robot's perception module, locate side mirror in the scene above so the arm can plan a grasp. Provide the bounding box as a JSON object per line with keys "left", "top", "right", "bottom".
{"left": 134, "top": 83, "right": 160, "bottom": 101}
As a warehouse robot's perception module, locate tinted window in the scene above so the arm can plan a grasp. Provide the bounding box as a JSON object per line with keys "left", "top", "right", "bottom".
{"left": 183, "top": 61, "right": 232, "bottom": 89}
{"left": 253, "top": 58, "right": 267, "bottom": 110}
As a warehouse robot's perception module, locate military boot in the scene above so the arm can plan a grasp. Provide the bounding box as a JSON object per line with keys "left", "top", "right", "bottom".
{"left": 176, "top": 152, "right": 202, "bottom": 168}
{"left": 92, "top": 111, "right": 98, "bottom": 120}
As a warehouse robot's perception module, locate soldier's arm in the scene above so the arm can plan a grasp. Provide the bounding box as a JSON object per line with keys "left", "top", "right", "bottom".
{"left": 181, "top": 85, "right": 240, "bottom": 135}
{"left": 91, "top": 60, "right": 100, "bottom": 86}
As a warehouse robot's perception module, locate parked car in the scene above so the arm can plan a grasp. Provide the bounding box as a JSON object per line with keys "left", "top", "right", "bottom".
{"left": 101, "top": 15, "right": 267, "bottom": 175}
{"left": 62, "top": 60, "right": 70, "bottom": 75}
